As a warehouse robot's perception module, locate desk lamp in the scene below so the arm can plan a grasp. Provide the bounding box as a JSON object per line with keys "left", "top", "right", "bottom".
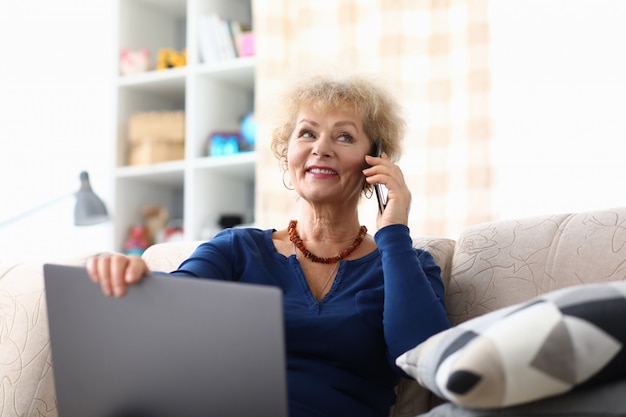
{"left": 0, "top": 171, "right": 109, "bottom": 228}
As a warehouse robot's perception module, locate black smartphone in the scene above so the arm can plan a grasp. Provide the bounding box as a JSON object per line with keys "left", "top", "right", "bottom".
{"left": 374, "top": 184, "right": 388, "bottom": 215}
{"left": 373, "top": 143, "right": 388, "bottom": 215}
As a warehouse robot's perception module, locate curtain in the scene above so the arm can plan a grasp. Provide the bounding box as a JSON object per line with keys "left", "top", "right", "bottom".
{"left": 253, "top": 0, "right": 492, "bottom": 239}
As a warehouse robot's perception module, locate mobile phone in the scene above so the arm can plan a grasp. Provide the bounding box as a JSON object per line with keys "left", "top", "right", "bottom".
{"left": 373, "top": 143, "right": 388, "bottom": 214}
{"left": 374, "top": 184, "right": 388, "bottom": 215}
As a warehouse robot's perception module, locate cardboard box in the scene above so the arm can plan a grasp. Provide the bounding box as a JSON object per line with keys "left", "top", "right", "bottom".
{"left": 129, "top": 141, "right": 185, "bottom": 166}
{"left": 127, "top": 111, "right": 185, "bottom": 165}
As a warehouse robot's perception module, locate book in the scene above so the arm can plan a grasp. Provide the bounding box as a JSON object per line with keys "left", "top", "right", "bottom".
{"left": 198, "top": 14, "right": 251, "bottom": 63}
{"left": 236, "top": 31, "right": 255, "bottom": 58}
{"left": 197, "top": 14, "right": 220, "bottom": 64}
{"left": 228, "top": 20, "right": 250, "bottom": 58}
{"left": 215, "top": 15, "right": 237, "bottom": 61}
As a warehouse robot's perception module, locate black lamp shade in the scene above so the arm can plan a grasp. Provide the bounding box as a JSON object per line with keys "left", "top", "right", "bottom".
{"left": 74, "top": 171, "right": 109, "bottom": 226}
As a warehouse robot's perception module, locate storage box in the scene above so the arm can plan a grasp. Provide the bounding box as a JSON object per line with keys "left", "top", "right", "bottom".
{"left": 127, "top": 111, "right": 185, "bottom": 165}
{"left": 129, "top": 141, "right": 185, "bottom": 166}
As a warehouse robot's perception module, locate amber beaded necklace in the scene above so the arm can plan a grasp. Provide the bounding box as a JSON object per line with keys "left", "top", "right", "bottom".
{"left": 288, "top": 219, "right": 367, "bottom": 264}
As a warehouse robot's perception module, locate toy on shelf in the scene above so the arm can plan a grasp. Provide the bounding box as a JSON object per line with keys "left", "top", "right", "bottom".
{"left": 163, "top": 219, "right": 184, "bottom": 242}
{"left": 142, "top": 205, "right": 169, "bottom": 244}
{"left": 119, "top": 48, "right": 150, "bottom": 76}
{"left": 123, "top": 205, "right": 172, "bottom": 255}
{"left": 157, "top": 48, "right": 187, "bottom": 70}
{"left": 123, "top": 225, "right": 150, "bottom": 256}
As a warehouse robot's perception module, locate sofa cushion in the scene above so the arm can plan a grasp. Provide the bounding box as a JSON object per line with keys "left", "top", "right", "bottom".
{"left": 445, "top": 208, "right": 626, "bottom": 326}
{"left": 396, "top": 281, "right": 626, "bottom": 409}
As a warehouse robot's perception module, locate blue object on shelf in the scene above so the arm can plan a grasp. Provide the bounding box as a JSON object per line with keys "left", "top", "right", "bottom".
{"left": 209, "top": 132, "right": 241, "bottom": 156}
{"left": 223, "top": 136, "right": 239, "bottom": 154}
{"left": 240, "top": 112, "right": 256, "bottom": 149}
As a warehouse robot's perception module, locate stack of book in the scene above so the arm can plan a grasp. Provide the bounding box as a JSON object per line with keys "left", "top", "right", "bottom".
{"left": 198, "top": 13, "right": 254, "bottom": 64}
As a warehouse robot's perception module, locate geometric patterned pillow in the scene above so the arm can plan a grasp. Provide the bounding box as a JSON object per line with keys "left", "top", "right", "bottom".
{"left": 396, "top": 281, "right": 626, "bottom": 409}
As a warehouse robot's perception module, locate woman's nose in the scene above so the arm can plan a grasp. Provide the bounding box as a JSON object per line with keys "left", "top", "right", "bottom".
{"left": 312, "top": 136, "right": 332, "bottom": 156}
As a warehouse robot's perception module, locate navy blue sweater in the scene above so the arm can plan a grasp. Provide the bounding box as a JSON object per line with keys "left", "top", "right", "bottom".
{"left": 170, "top": 224, "right": 450, "bottom": 417}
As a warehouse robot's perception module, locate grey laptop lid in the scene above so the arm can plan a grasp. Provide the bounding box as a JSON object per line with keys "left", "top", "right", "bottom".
{"left": 44, "top": 264, "right": 288, "bottom": 417}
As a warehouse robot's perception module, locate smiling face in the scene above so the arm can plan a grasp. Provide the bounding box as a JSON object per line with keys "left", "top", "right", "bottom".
{"left": 287, "top": 104, "right": 372, "bottom": 209}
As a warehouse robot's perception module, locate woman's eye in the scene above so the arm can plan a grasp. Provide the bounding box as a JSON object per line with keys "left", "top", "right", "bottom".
{"left": 338, "top": 133, "right": 354, "bottom": 143}
{"left": 300, "top": 130, "right": 315, "bottom": 139}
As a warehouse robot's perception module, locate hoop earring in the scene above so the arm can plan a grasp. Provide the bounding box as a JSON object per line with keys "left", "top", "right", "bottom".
{"left": 364, "top": 185, "right": 373, "bottom": 199}
{"left": 282, "top": 170, "right": 294, "bottom": 190}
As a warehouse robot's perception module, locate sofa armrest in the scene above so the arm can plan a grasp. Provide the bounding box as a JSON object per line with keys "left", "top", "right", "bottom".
{"left": 0, "top": 255, "right": 100, "bottom": 417}
{"left": 0, "top": 262, "right": 58, "bottom": 417}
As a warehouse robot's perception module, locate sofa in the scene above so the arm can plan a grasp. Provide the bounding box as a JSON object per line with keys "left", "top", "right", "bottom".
{"left": 1, "top": 206, "right": 625, "bottom": 417}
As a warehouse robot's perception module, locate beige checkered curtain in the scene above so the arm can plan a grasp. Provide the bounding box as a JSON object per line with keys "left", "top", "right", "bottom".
{"left": 253, "top": 0, "right": 492, "bottom": 239}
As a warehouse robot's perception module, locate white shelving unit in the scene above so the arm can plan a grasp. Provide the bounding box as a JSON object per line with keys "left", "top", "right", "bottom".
{"left": 114, "top": 0, "right": 255, "bottom": 251}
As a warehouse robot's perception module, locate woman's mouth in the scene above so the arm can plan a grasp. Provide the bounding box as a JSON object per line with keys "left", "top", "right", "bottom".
{"left": 307, "top": 167, "right": 338, "bottom": 176}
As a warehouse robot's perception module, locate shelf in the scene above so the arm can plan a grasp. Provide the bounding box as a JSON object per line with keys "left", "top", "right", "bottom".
{"left": 115, "top": 152, "right": 256, "bottom": 185}
{"left": 118, "top": 67, "right": 187, "bottom": 91}
{"left": 117, "top": 58, "right": 255, "bottom": 88}
{"left": 114, "top": 0, "right": 255, "bottom": 249}
{"left": 135, "top": 0, "right": 186, "bottom": 16}
{"left": 115, "top": 58, "right": 254, "bottom": 100}
{"left": 195, "top": 57, "right": 255, "bottom": 89}
{"left": 115, "top": 160, "right": 186, "bottom": 186}
{"left": 192, "top": 152, "right": 256, "bottom": 179}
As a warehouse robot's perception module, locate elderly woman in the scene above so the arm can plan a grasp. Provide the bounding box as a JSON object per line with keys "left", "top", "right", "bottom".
{"left": 87, "top": 73, "right": 450, "bottom": 417}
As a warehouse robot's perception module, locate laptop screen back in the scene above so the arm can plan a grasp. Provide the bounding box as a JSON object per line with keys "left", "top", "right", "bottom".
{"left": 44, "top": 263, "right": 288, "bottom": 417}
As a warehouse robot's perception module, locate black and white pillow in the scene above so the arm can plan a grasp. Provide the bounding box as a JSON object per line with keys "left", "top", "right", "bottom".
{"left": 396, "top": 281, "right": 626, "bottom": 408}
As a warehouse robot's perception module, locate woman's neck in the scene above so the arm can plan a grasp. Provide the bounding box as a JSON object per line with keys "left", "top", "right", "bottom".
{"left": 295, "top": 208, "right": 362, "bottom": 244}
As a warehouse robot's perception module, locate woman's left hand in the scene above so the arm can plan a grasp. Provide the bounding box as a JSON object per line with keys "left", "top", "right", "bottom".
{"left": 363, "top": 153, "right": 412, "bottom": 229}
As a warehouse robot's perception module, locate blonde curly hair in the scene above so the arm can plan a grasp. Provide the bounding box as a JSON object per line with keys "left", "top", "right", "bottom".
{"left": 270, "top": 73, "right": 406, "bottom": 195}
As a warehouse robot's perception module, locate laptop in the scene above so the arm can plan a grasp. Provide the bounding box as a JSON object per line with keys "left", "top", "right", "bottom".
{"left": 44, "top": 263, "right": 288, "bottom": 417}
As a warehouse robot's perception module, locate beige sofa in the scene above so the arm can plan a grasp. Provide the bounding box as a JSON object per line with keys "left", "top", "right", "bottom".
{"left": 2, "top": 206, "right": 625, "bottom": 417}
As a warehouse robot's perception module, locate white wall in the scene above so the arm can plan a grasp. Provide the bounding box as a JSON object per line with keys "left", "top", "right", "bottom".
{"left": 0, "top": 1, "right": 116, "bottom": 264}
{"left": 490, "top": 0, "right": 626, "bottom": 220}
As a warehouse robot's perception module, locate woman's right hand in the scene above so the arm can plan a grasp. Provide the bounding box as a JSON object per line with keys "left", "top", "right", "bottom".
{"left": 86, "top": 254, "right": 150, "bottom": 298}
